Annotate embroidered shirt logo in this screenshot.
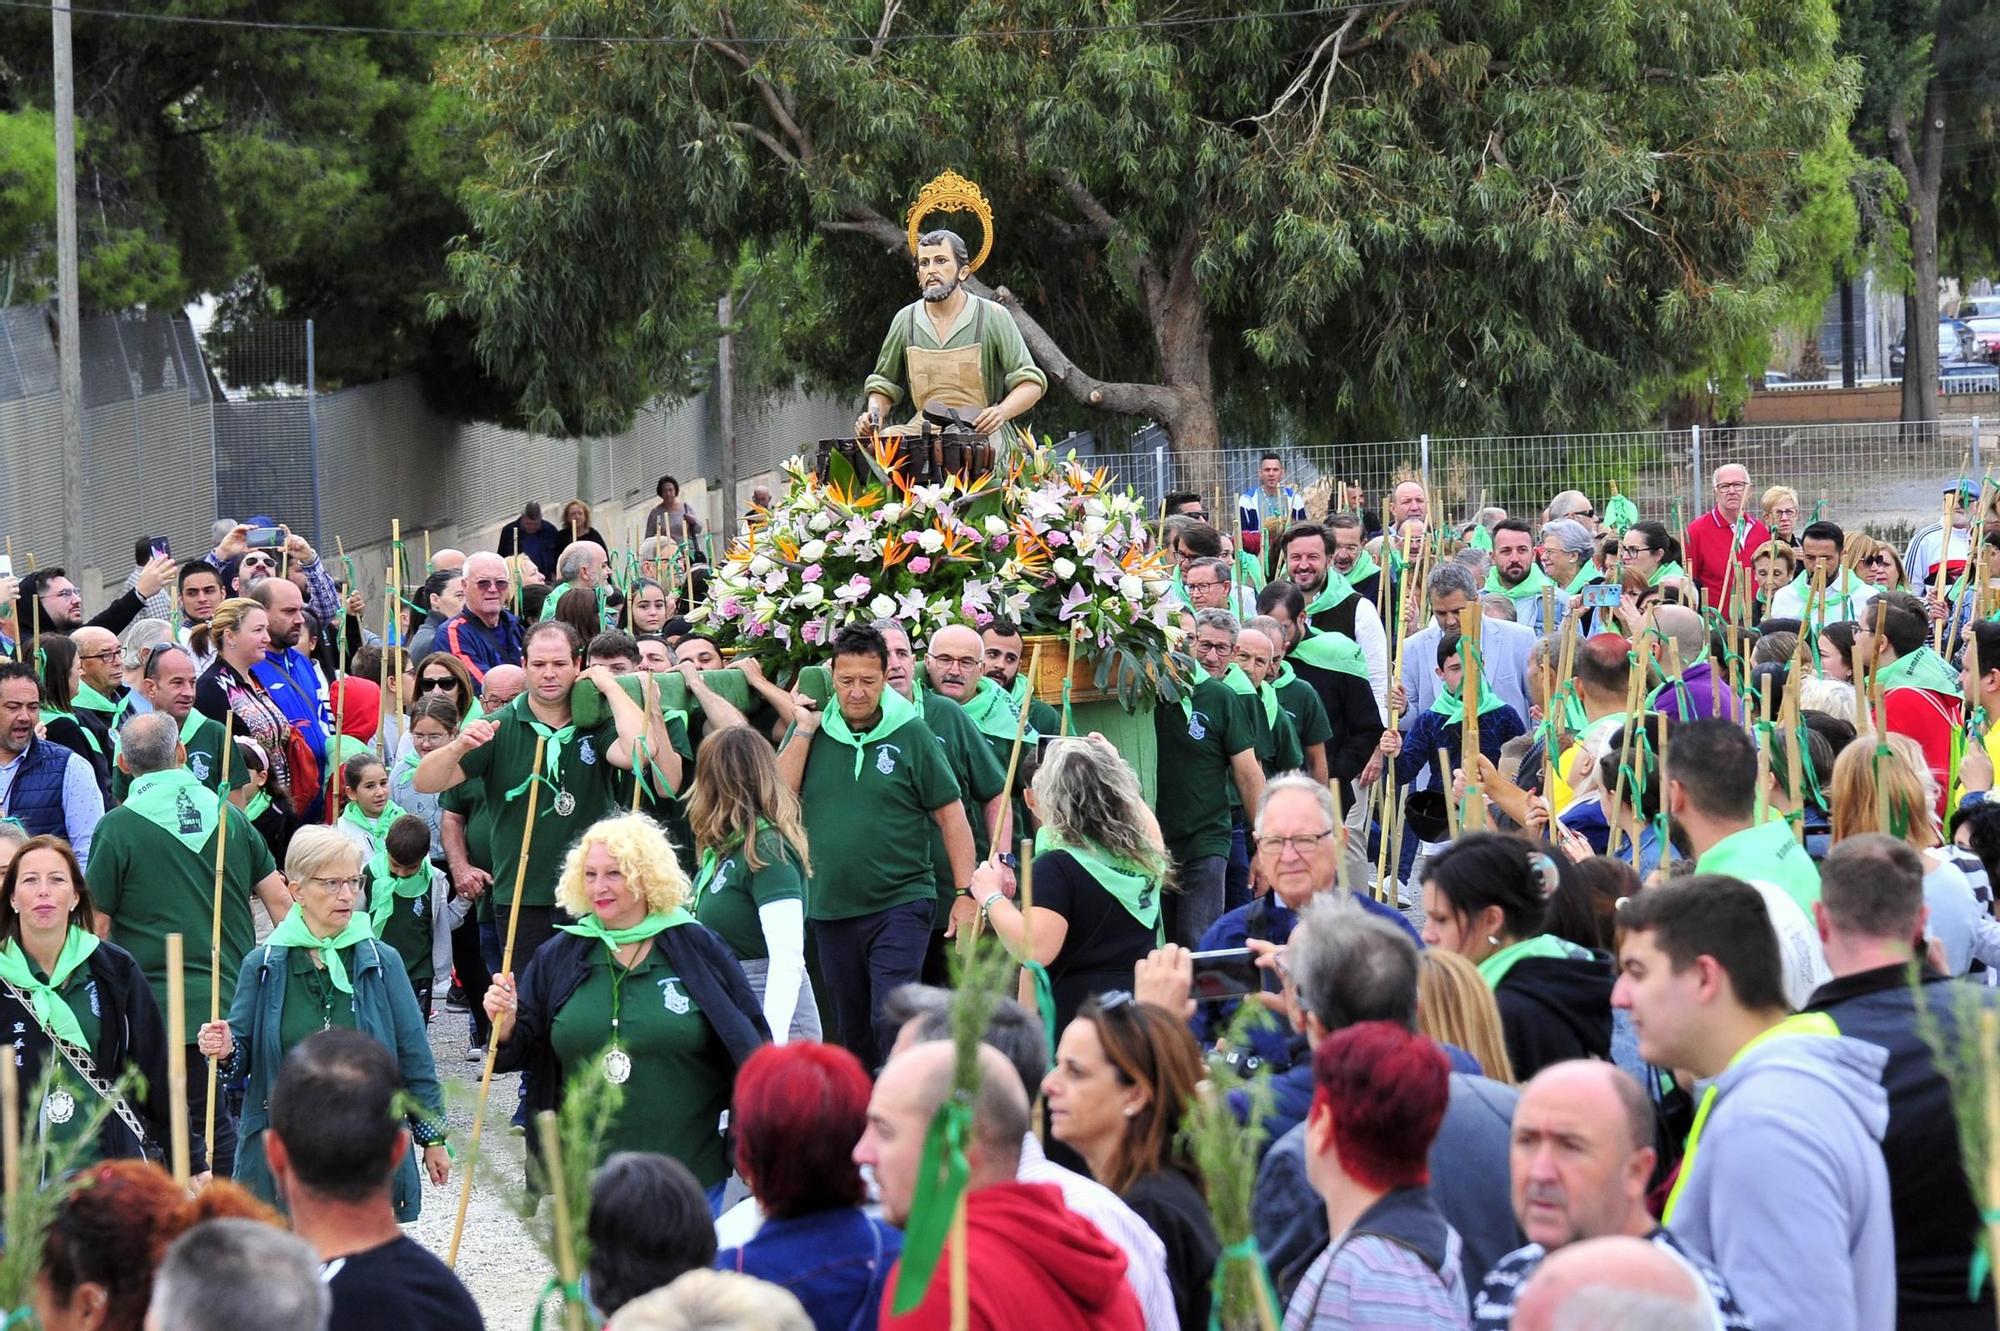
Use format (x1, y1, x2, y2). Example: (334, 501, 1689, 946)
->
(659, 978, 692, 1015)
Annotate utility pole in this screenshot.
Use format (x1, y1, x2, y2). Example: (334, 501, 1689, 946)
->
(716, 292, 738, 539)
(53, 0, 87, 571)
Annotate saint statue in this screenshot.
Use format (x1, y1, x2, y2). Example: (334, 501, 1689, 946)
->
(856, 172, 1047, 439)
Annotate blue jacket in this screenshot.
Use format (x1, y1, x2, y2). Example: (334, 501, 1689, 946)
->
(718, 1206, 903, 1331)
(223, 936, 446, 1222)
(1, 734, 78, 842)
(438, 610, 526, 687)
(252, 647, 329, 765)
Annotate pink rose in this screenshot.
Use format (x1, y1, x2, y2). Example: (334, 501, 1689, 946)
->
(801, 563, 823, 582)
(908, 556, 933, 574)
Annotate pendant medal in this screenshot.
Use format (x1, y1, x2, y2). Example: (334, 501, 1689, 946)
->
(553, 789, 577, 817)
(44, 1088, 75, 1125)
(603, 1047, 632, 1085)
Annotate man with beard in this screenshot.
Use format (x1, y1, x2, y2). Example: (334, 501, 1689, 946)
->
(249, 578, 333, 813)
(11, 556, 176, 639)
(1486, 518, 1569, 633)
(980, 618, 1063, 738)
(1282, 522, 1388, 715)
(0, 660, 102, 859)
(858, 230, 1047, 437)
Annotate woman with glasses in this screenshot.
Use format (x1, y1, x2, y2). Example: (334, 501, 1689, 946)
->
(1854, 536, 1907, 592)
(27, 635, 113, 800)
(1043, 994, 1216, 1331)
(409, 652, 476, 724)
(1618, 520, 1686, 588)
(197, 824, 449, 1217)
(407, 570, 466, 665)
(968, 735, 1169, 1036)
(194, 599, 299, 813)
(1761, 485, 1802, 546)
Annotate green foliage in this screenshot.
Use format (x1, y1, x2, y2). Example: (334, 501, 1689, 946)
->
(445, 0, 1861, 445)
(1184, 1004, 1277, 1331)
(0, 1065, 133, 1321)
(0, 107, 56, 304)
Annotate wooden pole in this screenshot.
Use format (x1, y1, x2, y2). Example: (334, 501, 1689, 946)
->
(1377, 521, 1423, 890)
(166, 932, 189, 1185)
(534, 1113, 587, 1331)
(1058, 633, 1076, 737)
(949, 1192, 971, 1331)
(1459, 602, 1484, 831)
(391, 518, 405, 750)
(423, 529, 432, 573)
(1, 1055, 17, 1208)
(968, 643, 1042, 959)
(1329, 779, 1348, 893)
(447, 734, 548, 1268)
(1934, 493, 1957, 652)
(204, 710, 235, 1159)
(1543, 615, 1580, 810)
(1439, 749, 1460, 841)
(1606, 611, 1655, 861)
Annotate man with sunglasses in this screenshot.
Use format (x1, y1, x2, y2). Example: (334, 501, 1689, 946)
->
(439, 552, 527, 687)
(1543, 490, 1598, 532)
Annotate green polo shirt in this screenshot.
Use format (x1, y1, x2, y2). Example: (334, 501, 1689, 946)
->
(1274, 672, 1335, 752)
(797, 713, 961, 921)
(692, 828, 806, 961)
(278, 947, 360, 1051)
(548, 941, 732, 1186)
(629, 713, 697, 874)
(365, 864, 441, 985)
(439, 782, 491, 872)
(455, 701, 624, 910)
(1696, 818, 1822, 916)
(921, 692, 1007, 922)
(1153, 674, 1255, 863)
(110, 712, 241, 804)
(87, 802, 278, 1023)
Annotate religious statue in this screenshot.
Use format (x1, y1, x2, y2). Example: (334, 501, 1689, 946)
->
(856, 171, 1048, 439)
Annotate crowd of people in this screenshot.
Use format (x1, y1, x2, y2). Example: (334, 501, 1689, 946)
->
(0, 450, 1996, 1331)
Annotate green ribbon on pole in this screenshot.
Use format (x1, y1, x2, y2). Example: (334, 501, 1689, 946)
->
(890, 1097, 974, 1315)
(528, 1276, 600, 1330)
(1022, 959, 1057, 1070)
(1205, 1235, 1282, 1331)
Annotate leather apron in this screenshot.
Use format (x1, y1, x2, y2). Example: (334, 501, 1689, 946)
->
(886, 299, 990, 435)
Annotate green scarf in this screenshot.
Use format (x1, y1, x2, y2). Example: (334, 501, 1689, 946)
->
(1034, 828, 1162, 935)
(1218, 663, 1280, 728)
(178, 709, 205, 746)
(340, 798, 408, 845)
(1302, 574, 1354, 617)
(1878, 645, 1961, 695)
(73, 682, 119, 715)
(366, 848, 432, 934)
(1563, 566, 1601, 597)
(1290, 629, 1369, 681)
(1339, 547, 1380, 587)
(502, 696, 578, 805)
(1428, 680, 1512, 724)
(39, 708, 103, 758)
(243, 789, 273, 823)
(1235, 548, 1266, 591)
(1785, 568, 1870, 622)
(1477, 933, 1586, 988)
(1486, 564, 1554, 603)
(818, 685, 920, 779)
(1006, 674, 1034, 712)
(0, 930, 98, 1049)
(124, 767, 221, 855)
(556, 908, 694, 953)
(267, 906, 376, 995)
(1648, 560, 1687, 587)
(955, 677, 1028, 743)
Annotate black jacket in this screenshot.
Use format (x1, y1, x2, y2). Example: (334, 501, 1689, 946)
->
(0, 939, 197, 1170)
(1807, 963, 1995, 1330)
(1494, 953, 1614, 1081)
(1289, 657, 1385, 807)
(494, 923, 769, 1172)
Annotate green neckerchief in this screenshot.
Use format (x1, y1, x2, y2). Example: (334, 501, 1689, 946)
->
(1468, 524, 1494, 552)
(1486, 563, 1554, 603)
(817, 685, 920, 779)
(536, 581, 571, 621)
(243, 789, 273, 823)
(1604, 493, 1640, 535)
(954, 676, 1026, 743)
(178, 709, 205, 746)
(1006, 674, 1034, 712)
(1302, 574, 1354, 617)
(1235, 547, 1266, 591)
(1339, 547, 1380, 587)
(1273, 660, 1299, 691)
(124, 767, 221, 855)
(1648, 560, 1687, 587)
(0, 929, 99, 1048)
(1034, 827, 1163, 936)
(1290, 629, 1369, 681)
(1877, 645, 1961, 695)
(72, 682, 118, 715)
(693, 819, 773, 895)
(1476, 933, 1586, 988)
(267, 906, 377, 995)
(556, 908, 694, 953)
(1219, 664, 1280, 728)
(1563, 566, 1601, 597)
(1785, 567, 1869, 621)
(340, 798, 408, 844)
(1429, 680, 1512, 724)
(366, 848, 431, 934)
(502, 695, 579, 804)
(1662, 1011, 1841, 1224)
(39, 708, 102, 758)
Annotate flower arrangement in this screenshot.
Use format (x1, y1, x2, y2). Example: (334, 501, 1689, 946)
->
(693, 433, 1191, 706)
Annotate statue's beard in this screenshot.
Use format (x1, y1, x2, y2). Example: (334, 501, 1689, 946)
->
(922, 275, 961, 303)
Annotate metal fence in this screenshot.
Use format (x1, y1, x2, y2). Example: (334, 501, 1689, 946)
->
(1075, 417, 1988, 542)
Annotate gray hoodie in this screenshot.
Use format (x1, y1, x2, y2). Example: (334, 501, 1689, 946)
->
(1666, 1028, 1895, 1331)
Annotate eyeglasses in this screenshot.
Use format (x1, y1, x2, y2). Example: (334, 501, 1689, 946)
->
(307, 875, 363, 896)
(1184, 578, 1220, 591)
(1862, 554, 1894, 567)
(1620, 545, 1653, 558)
(45, 587, 81, 601)
(1185, 510, 1210, 522)
(77, 650, 121, 664)
(1256, 831, 1335, 855)
(470, 578, 509, 591)
(417, 676, 458, 692)
(927, 653, 981, 672)
(1714, 481, 1750, 492)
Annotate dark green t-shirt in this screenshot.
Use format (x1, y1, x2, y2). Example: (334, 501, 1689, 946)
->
(110, 713, 243, 804)
(691, 828, 805, 961)
(629, 714, 697, 874)
(548, 939, 732, 1186)
(797, 713, 961, 921)
(438, 782, 491, 873)
(1152, 675, 1254, 863)
(278, 946, 359, 1051)
(455, 703, 624, 909)
(921, 692, 1007, 922)
(365, 865, 440, 985)
(88, 803, 278, 1022)
(1274, 674, 1335, 750)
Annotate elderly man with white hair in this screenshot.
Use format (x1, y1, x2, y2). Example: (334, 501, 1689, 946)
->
(538, 540, 611, 622)
(1686, 463, 1771, 614)
(1543, 490, 1597, 530)
(437, 551, 526, 685)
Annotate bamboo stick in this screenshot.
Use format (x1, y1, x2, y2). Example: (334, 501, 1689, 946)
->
(1459, 602, 1484, 832)
(1934, 492, 1957, 652)
(204, 711, 235, 1160)
(167, 933, 189, 1185)
(447, 735, 548, 1268)
(969, 643, 1043, 959)
(391, 519, 405, 752)
(1439, 749, 1459, 841)
(1, 1055, 17, 1207)
(1329, 779, 1348, 893)
(950, 1193, 971, 1331)
(1606, 611, 1656, 861)
(535, 1113, 587, 1331)
(1059, 632, 1077, 737)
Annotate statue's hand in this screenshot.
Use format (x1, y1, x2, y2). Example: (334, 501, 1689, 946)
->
(972, 406, 1006, 435)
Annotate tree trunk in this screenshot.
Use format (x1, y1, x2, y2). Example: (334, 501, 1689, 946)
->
(1148, 232, 1224, 498)
(1890, 54, 1949, 430)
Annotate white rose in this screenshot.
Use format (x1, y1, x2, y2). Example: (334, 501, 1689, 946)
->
(799, 539, 827, 562)
(748, 555, 773, 577)
(794, 584, 827, 608)
(809, 512, 834, 532)
(917, 529, 946, 554)
(984, 516, 1009, 537)
(1118, 574, 1144, 600)
(1053, 557, 1077, 580)
(881, 504, 905, 522)
(871, 595, 897, 619)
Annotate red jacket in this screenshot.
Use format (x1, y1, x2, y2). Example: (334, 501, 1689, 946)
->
(1885, 686, 1962, 818)
(1685, 509, 1770, 612)
(881, 1182, 1144, 1331)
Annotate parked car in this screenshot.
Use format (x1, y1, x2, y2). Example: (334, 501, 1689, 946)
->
(1890, 317, 1983, 376)
(1960, 310, 2000, 363)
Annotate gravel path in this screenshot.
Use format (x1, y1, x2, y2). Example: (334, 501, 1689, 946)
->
(404, 1000, 555, 1328)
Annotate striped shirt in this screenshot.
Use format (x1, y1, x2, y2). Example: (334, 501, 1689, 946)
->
(1284, 1230, 1469, 1330)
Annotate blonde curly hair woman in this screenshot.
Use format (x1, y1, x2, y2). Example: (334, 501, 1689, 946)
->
(485, 814, 770, 1192)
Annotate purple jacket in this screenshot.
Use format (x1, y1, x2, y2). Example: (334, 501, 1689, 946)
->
(1649, 659, 1740, 723)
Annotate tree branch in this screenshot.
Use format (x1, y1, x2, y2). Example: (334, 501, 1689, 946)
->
(727, 120, 797, 167)
(699, 34, 814, 163)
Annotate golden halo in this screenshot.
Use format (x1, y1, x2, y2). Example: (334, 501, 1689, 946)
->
(906, 169, 995, 274)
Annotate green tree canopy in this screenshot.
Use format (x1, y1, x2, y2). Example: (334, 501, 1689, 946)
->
(439, 0, 1859, 452)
